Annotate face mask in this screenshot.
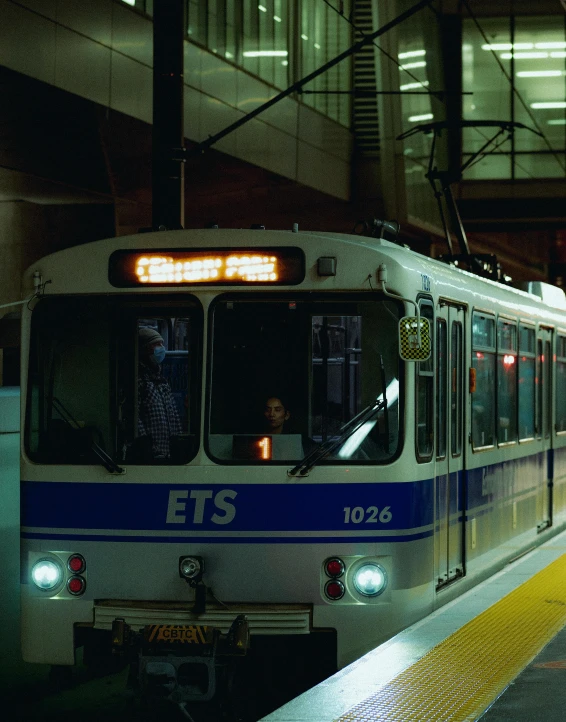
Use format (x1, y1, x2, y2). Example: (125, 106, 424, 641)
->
(150, 345, 166, 365)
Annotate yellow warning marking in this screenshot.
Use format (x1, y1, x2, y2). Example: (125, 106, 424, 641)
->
(336, 554, 566, 722)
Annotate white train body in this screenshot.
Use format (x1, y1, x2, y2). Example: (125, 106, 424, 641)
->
(19, 228, 566, 698)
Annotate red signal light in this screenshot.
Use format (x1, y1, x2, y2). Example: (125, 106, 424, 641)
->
(68, 554, 85, 574)
(325, 558, 345, 578)
(67, 576, 86, 596)
(325, 580, 345, 600)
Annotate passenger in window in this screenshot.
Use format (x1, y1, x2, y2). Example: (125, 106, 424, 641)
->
(263, 396, 291, 434)
(262, 395, 317, 455)
(137, 327, 181, 460)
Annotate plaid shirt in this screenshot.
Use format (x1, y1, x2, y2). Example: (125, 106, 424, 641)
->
(138, 363, 182, 458)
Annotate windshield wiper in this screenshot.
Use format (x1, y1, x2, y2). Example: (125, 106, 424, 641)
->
(288, 398, 385, 478)
(380, 354, 390, 455)
(289, 354, 390, 477)
(51, 397, 125, 475)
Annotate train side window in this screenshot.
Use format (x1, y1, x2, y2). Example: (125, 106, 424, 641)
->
(556, 335, 566, 434)
(436, 319, 447, 459)
(537, 339, 543, 438)
(451, 321, 463, 457)
(538, 336, 552, 439)
(416, 299, 434, 461)
(471, 312, 495, 449)
(497, 319, 518, 445)
(519, 325, 536, 440)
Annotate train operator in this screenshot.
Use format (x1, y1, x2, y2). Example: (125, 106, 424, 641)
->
(138, 327, 181, 460)
(263, 395, 291, 434)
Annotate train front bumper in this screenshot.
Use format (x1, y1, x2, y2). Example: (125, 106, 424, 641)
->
(98, 600, 312, 703)
(94, 600, 312, 636)
(112, 615, 249, 703)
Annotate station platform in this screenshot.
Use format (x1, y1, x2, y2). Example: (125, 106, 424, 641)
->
(261, 529, 566, 722)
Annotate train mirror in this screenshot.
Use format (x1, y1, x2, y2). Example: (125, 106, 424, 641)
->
(398, 316, 431, 361)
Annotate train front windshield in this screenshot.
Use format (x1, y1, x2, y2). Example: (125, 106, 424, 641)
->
(208, 297, 402, 463)
(25, 295, 202, 466)
(24, 294, 401, 466)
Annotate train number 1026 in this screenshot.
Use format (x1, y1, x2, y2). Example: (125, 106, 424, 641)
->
(343, 506, 392, 524)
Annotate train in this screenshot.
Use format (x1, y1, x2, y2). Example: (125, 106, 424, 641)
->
(19, 225, 566, 717)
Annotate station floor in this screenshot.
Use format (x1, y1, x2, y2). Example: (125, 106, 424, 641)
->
(260, 529, 566, 722)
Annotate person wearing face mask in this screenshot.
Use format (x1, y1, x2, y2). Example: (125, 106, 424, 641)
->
(137, 327, 181, 460)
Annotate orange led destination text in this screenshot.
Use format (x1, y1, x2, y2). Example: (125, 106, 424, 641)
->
(135, 254, 279, 283)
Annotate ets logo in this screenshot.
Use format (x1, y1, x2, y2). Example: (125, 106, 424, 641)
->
(166, 488, 237, 526)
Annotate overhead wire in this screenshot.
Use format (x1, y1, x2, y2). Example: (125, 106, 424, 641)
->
(321, 0, 564, 176)
(319, 0, 447, 103)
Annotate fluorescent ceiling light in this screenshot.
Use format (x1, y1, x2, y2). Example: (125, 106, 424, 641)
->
(121, 0, 135, 5)
(482, 43, 513, 51)
(398, 50, 426, 59)
(314, 43, 321, 49)
(501, 52, 549, 59)
(243, 50, 288, 57)
(301, 34, 308, 40)
(551, 51, 566, 58)
(517, 70, 563, 77)
(258, 4, 267, 11)
(409, 113, 433, 122)
(274, 15, 282, 22)
(548, 119, 566, 125)
(483, 42, 556, 51)
(400, 80, 430, 91)
(536, 42, 566, 49)
(400, 61, 426, 70)
(531, 102, 566, 109)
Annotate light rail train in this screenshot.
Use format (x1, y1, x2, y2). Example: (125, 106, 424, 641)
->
(19, 226, 566, 716)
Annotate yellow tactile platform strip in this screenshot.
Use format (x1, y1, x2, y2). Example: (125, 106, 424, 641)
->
(336, 554, 566, 722)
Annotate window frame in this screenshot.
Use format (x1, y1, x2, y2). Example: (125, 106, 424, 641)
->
(450, 319, 463, 459)
(496, 315, 518, 447)
(555, 332, 566, 436)
(205, 291, 404, 466)
(518, 322, 536, 442)
(24, 293, 203, 466)
(436, 317, 447, 461)
(415, 296, 434, 463)
(471, 309, 496, 451)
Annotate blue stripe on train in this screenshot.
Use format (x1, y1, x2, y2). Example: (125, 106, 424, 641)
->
(21, 451, 555, 542)
(21, 480, 434, 533)
(20, 531, 434, 544)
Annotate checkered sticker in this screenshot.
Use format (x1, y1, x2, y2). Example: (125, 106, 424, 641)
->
(399, 316, 431, 361)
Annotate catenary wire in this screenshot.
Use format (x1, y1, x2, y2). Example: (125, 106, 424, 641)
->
(319, 0, 447, 103)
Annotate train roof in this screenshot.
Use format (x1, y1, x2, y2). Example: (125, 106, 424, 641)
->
(22, 228, 566, 326)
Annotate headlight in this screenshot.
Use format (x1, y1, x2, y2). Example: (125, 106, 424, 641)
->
(179, 556, 203, 582)
(353, 563, 387, 597)
(31, 559, 63, 591)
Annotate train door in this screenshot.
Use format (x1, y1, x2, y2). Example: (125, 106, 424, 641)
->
(536, 326, 553, 531)
(435, 303, 466, 589)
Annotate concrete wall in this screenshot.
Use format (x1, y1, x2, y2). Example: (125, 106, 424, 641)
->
(0, 0, 352, 202)
(0, 200, 115, 306)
